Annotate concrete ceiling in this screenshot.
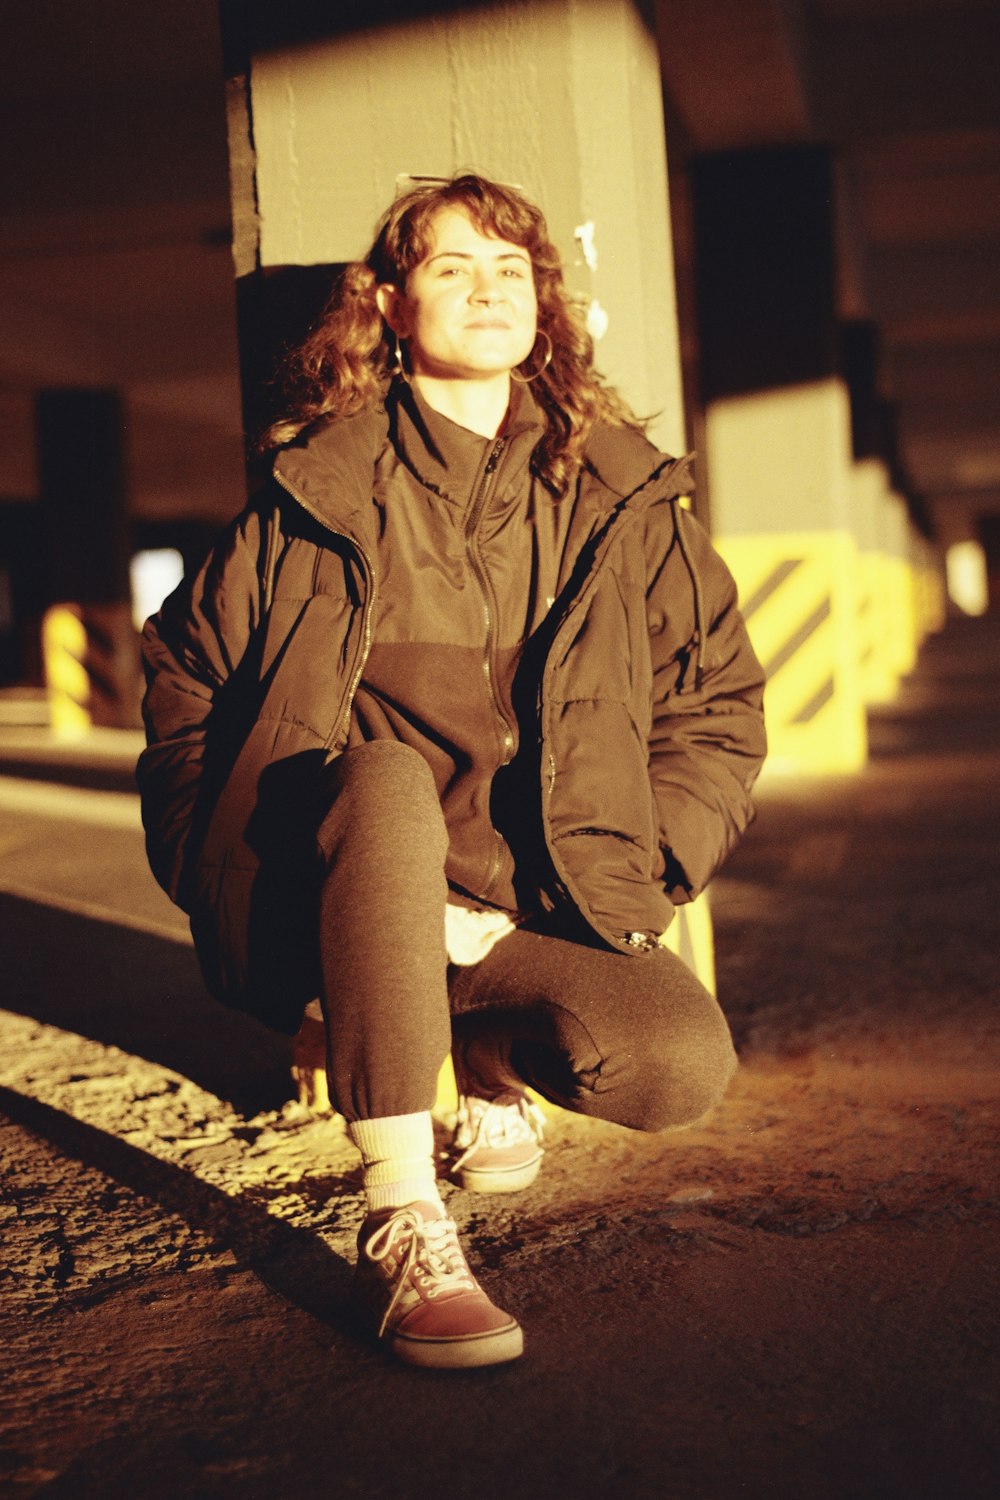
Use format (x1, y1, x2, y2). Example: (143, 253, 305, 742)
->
(810, 0, 1000, 535)
(0, 0, 997, 538)
(657, 0, 1000, 539)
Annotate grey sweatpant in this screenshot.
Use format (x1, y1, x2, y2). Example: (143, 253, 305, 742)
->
(316, 740, 737, 1125)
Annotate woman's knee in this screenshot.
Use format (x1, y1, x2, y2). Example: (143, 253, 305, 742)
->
(325, 739, 439, 806)
(571, 962, 739, 1132)
(617, 1025, 737, 1131)
(449, 926, 738, 1132)
(317, 741, 448, 861)
(505, 997, 737, 1133)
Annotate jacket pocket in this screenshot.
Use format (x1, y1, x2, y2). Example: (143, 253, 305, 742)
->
(544, 697, 672, 944)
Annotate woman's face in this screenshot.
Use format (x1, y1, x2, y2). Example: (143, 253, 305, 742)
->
(380, 207, 538, 382)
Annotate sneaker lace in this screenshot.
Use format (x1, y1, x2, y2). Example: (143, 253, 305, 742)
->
(452, 1092, 546, 1167)
(364, 1207, 476, 1335)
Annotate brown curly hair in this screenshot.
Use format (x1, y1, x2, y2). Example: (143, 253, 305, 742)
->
(261, 173, 641, 493)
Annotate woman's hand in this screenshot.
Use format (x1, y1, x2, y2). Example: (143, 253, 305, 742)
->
(445, 903, 517, 966)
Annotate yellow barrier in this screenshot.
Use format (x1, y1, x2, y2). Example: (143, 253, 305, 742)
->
(857, 550, 900, 705)
(41, 600, 142, 733)
(716, 530, 868, 774)
(882, 553, 919, 682)
(41, 605, 91, 738)
(914, 545, 947, 642)
(662, 893, 715, 991)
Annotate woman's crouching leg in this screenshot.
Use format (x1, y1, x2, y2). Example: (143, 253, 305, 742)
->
(316, 741, 452, 1123)
(449, 925, 737, 1133)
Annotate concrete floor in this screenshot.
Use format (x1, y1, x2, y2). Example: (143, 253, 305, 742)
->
(1, 617, 998, 1499)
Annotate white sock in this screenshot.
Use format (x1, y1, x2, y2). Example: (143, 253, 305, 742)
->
(348, 1111, 443, 1216)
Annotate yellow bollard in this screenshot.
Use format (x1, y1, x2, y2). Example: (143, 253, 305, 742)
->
(42, 604, 90, 739)
(661, 893, 716, 995)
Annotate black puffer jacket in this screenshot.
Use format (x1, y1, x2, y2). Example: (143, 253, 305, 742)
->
(138, 406, 766, 1032)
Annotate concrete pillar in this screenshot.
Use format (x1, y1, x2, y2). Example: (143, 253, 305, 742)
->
(219, 0, 718, 1097)
(35, 389, 141, 733)
(850, 450, 897, 706)
(843, 321, 905, 705)
(980, 518, 1000, 614)
(880, 491, 920, 680)
(221, 0, 687, 453)
(692, 146, 866, 774)
(912, 527, 947, 642)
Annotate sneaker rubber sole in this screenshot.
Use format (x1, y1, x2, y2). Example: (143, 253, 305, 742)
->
(387, 1317, 524, 1369)
(452, 1152, 543, 1194)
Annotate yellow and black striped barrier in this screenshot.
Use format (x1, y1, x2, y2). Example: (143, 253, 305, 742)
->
(717, 531, 868, 774)
(856, 548, 900, 706)
(42, 601, 142, 736)
(41, 605, 91, 738)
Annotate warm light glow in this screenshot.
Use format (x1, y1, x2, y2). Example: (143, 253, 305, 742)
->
(130, 549, 184, 630)
(945, 541, 987, 616)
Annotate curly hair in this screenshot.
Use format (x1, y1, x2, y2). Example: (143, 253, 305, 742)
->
(261, 173, 642, 493)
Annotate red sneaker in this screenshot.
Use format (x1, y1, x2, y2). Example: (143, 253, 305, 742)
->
(354, 1202, 523, 1369)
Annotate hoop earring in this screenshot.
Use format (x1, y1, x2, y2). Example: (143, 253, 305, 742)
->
(511, 329, 553, 384)
(389, 333, 410, 383)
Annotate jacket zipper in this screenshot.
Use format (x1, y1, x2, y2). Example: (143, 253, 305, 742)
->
(272, 468, 377, 748)
(465, 437, 514, 899)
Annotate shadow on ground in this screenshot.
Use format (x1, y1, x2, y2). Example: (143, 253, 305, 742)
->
(2, 892, 294, 1115)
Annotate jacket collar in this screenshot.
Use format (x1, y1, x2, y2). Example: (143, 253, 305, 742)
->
(388, 378, 546, 506)
(273, 391, 695, 542)
(583, 422, 695, 509)
(272, 404, 390, 541)
(272, 380, 549, 534)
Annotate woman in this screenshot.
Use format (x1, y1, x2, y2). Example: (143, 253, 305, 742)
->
(138, 173, 766, 1370)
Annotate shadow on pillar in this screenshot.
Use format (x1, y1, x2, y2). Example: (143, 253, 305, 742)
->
(221, 0, 545, 57)
(36, 389, 141, 730)
(977, 517, 1000, 616)
(0, 500, 46, 687)
(690, 146, 868, 772)
(234, 264, 344, 483)
(692, 145, 838, 406)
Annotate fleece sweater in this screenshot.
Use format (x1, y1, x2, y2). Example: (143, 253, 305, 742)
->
(347, 382, 574, 914)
